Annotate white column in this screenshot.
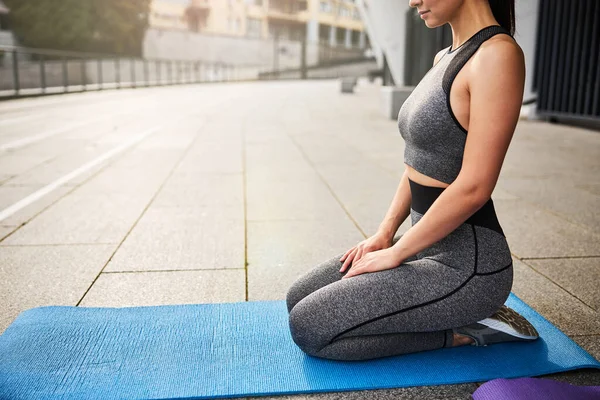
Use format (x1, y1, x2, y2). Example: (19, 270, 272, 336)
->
(306, 18, 319, 43)
(345, 28, 352, 48)
(359, 30, 366, 48)
(329, 25, 337, 46)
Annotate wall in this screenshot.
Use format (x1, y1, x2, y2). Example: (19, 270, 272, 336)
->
(143, 28, 365, 70)
(260, 59, 377, 80)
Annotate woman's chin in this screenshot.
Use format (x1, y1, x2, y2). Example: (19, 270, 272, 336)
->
(423, 20, 444, 29)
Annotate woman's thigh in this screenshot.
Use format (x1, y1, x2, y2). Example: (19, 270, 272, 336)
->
(285, 234, 413, 313)
(288, 256, 513, 356)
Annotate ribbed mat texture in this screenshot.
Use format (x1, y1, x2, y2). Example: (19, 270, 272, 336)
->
(1, 292, 599, 399)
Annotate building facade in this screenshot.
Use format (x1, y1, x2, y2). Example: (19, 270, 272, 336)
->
(149, 0, 367, 48)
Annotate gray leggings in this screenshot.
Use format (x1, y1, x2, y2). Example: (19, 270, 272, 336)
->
(286, 179, 514, 361)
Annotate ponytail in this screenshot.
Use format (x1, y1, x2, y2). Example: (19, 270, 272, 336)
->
(488, 0, 515, 36)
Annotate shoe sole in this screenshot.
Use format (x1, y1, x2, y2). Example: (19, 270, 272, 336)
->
(479, 305, 539, 340)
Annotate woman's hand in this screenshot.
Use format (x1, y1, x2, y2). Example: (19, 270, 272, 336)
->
(341, 247, 404, 279)
(339, 233, 393, 273)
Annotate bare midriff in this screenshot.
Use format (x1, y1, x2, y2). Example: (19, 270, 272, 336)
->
(405, 164, 450, 189)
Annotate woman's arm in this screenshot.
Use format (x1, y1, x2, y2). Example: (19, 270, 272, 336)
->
(376, 169, 412, 240)
(391, 38, 525, 262)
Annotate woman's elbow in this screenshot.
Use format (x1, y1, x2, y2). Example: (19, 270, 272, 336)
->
(455, 175, 496, 208)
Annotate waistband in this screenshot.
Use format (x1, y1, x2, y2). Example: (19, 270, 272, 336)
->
(408, 178, 505, 237)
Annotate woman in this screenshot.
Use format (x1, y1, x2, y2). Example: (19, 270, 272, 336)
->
(285, 0, 540, 361)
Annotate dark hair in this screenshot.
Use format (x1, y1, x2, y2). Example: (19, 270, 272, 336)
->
(488, 0, 515, 36)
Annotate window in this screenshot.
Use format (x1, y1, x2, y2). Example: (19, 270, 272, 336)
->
(246, 17, 262, 38)
(339, 6, 350, 18)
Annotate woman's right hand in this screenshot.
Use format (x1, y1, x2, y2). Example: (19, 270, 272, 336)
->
(339, 233, 394, 273)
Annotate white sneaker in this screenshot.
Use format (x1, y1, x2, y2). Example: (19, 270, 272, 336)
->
(453, 305, 539, 347)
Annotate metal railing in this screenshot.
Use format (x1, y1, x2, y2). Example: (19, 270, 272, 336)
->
(533, 0, 600, 122)
(0, 40, 371, 99)
(0, 45, 265, 99)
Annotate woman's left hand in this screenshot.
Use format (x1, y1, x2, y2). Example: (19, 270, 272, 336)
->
(341, 247, 404, 279)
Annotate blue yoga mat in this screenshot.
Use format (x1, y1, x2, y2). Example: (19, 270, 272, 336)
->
(1, 292, 599, 399)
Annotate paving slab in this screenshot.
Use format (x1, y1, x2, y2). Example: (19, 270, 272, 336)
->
(0, 225, 15, 241)
(0, 174, 13, 184)
(511, 258, 600, 336)
(494, 199, 600, 259)
(0, 185, 76, 227)
(318, 164, 409, 236)
(0, 153, 54, 177)
(294, 138, 371, 169)
(0, 117, 156, 188)
(177, 140, 243, 174)
(245, 125, 292, 144)
(247, 218, 364, 301)
(502, 120, 600, 181)
(79, 269, 246, 307)
(490, 186, 520, 200)
(74, 152, 182, 196)
(105, 205, 244, 272)
(496, 175, 600, 234)
(526, 257, 600, 311)
(0, 114, 91, 146)
(246, 141, 318, 182)
(1, 192, 150, 245)
(2, 143, 124, 188)
(0, 244, 115, 335)
(247, 178, 348, 222)
(154, 172, 245, 207)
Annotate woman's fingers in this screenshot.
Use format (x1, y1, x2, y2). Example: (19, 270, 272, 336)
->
(343, 264, 362, 279)
(340, 248, 357, 272)
(339, 246, 354, 262)
(355, 247, 364, 264)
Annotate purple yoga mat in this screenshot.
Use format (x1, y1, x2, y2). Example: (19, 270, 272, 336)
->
(472, 377, 600, 400)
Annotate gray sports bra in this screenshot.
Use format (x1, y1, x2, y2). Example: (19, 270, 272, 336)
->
(397, 25, 514, 184)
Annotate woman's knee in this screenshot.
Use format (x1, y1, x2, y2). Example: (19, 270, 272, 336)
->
(285, 281, 303, 314)
(286, 253, 346, 313)
(288, 298, 329, 356)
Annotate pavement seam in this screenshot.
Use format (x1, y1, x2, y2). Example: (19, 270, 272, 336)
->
(281, 99, 368, 240)
(102, 268, 246, 274)
(242, 103, 249, 302)
(521, 255, 600, 260)
(495, 194, 600, 237)
(517, 257, 599, 313)
(570, 334, 600, 337)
